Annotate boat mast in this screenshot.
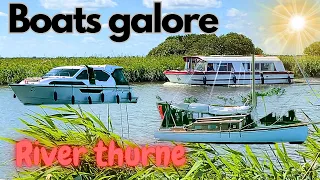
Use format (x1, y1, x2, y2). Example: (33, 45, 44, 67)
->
(251, 54, 257, 109)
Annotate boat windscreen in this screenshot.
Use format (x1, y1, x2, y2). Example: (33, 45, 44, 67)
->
(44, 69, 80, 77)
(112, 69, 129, 85)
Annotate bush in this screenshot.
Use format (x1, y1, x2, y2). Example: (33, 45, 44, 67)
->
(304, 42, 320, 56)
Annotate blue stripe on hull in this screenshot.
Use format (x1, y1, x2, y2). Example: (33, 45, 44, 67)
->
(155, 125, 308, 143)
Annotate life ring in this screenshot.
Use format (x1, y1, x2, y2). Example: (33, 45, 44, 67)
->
(101, 93, 105, 103)
(288, 75, 292, 84)
(232, 75, 237, 84)
(116, 95, 120, 104)
(203, 76, 207, 85)
(260, 73, 265, 84)
(88, 96, 92, 104)
(71, 96, 75, 104)
(54, 91, 58, 101)
(128, 92, 132, 102)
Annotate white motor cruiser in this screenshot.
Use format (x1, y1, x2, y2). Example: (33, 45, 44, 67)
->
(10, 65, 138, 105)
(164, 55, 294, 85)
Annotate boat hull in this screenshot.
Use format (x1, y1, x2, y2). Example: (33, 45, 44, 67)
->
(164, 71, 294, 85)
(10, 84, 138, 105)
(155, 124, 308, 144)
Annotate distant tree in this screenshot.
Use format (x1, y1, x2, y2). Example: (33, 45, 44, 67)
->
(187, 34, 219, 56)
(148, 32, 255, 56)
(255, 47, 264, 55)
(304, 42, 320, 56)
(148, 38, 185, 56)
(217, 33, 255, 56)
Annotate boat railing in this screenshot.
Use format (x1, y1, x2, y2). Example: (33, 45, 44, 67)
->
(196, 114, 248, 121)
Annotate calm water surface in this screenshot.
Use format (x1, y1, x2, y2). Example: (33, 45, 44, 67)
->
(0, 82, 320, 178)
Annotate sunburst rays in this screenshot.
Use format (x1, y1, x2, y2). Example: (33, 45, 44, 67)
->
(260, 0, 320, 55)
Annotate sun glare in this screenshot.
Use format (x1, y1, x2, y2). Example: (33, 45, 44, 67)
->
(289, 15, 306, 31)
(260, 0, 320, 55)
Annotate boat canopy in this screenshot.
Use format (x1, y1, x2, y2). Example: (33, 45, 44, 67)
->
(183, 56, 283, 63)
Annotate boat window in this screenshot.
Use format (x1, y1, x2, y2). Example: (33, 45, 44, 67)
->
(207, 63, 214, 71)
(194, 61, 206, 71)
(255, 63, 260, 71)
(243, 63, 251, 71)
(76, 70, 88, 80)
(44, 69, 80, 77)
(112, 69, 129, 85)
(217, 63, 234, 71)
(261, 63, 276, 71)
(49, 81, 85, 85)
(94, 70, 110, 81)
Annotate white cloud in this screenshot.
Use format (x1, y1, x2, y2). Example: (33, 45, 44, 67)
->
(0, 12, 7, 17)
(258, 26, 265, 32)
(227, 8, 247, 17)
(82, 37, 97, 43)
(82, 36, 104, 43)
(225, 23, 238, 29)
(102, 23, 108, 29)
(143, 0, 222, 9)
(40, 0, 117, 11)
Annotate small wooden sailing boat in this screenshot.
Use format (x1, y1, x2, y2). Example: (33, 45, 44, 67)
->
(154, 55, 308, 144)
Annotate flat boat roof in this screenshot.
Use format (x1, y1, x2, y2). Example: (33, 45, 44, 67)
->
(183, 56, 282, 62)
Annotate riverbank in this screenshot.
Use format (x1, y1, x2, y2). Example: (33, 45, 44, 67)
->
(0, 55, 319, 85)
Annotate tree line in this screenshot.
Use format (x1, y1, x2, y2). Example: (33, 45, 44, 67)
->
(148, 33, 264, 56)
(148, 32, 320, 57)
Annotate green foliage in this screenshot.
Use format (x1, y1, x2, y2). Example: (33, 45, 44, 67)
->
(2, 105, 138, 179)
(148, 33, 255, 56)
(184, 96, 198, 103)
(255, 47, 264, 55)
(1, 55, 320, 86)
(279, 56, 320, 77)
(1, 106, 320, 179)
(304, 42, 320, 56)
(217, 96, 236, 106)
(241, 87, 286, 105)
(217, 33, 255, 56)
(0, 56, 184, 85)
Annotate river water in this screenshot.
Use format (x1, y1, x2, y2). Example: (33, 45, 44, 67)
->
(0, 82, 319, 178)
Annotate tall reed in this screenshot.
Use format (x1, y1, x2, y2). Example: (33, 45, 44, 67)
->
(1, 106, 319, 179)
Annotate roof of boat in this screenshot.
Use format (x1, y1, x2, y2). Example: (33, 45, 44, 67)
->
(53, 65, 123, 69)
(183, 56, 282, 62)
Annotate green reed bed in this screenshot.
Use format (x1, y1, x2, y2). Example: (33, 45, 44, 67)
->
(1, 105, 320, 179)
(279, 56, 320, 77)
(0, 56, 184, 85)
(0, 55, 320, 85)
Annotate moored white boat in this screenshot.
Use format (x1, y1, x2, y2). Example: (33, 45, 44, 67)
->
(164, 56, 294, 85)
(10, 65, 138, 105)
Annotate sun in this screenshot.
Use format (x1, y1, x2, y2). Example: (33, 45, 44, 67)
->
(259, 0, 320, 55)
(289, 15, 306, 31)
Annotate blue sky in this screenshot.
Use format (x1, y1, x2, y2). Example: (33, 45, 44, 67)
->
(0, 0, 317, 57)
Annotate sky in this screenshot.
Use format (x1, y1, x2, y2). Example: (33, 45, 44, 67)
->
(0, 0, 319, 57)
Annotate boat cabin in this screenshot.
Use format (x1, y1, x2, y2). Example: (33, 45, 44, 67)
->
(183, 56, 287, 73)
(157, 102, 255, 132)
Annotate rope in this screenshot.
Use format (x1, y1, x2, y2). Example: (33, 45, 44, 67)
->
(126, 104, 130, 139)
(120, 103, 123, 137)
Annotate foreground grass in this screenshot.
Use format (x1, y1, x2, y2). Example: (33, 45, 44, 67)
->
(0, 55, 319, 85)
(1, 105, 320, 179)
